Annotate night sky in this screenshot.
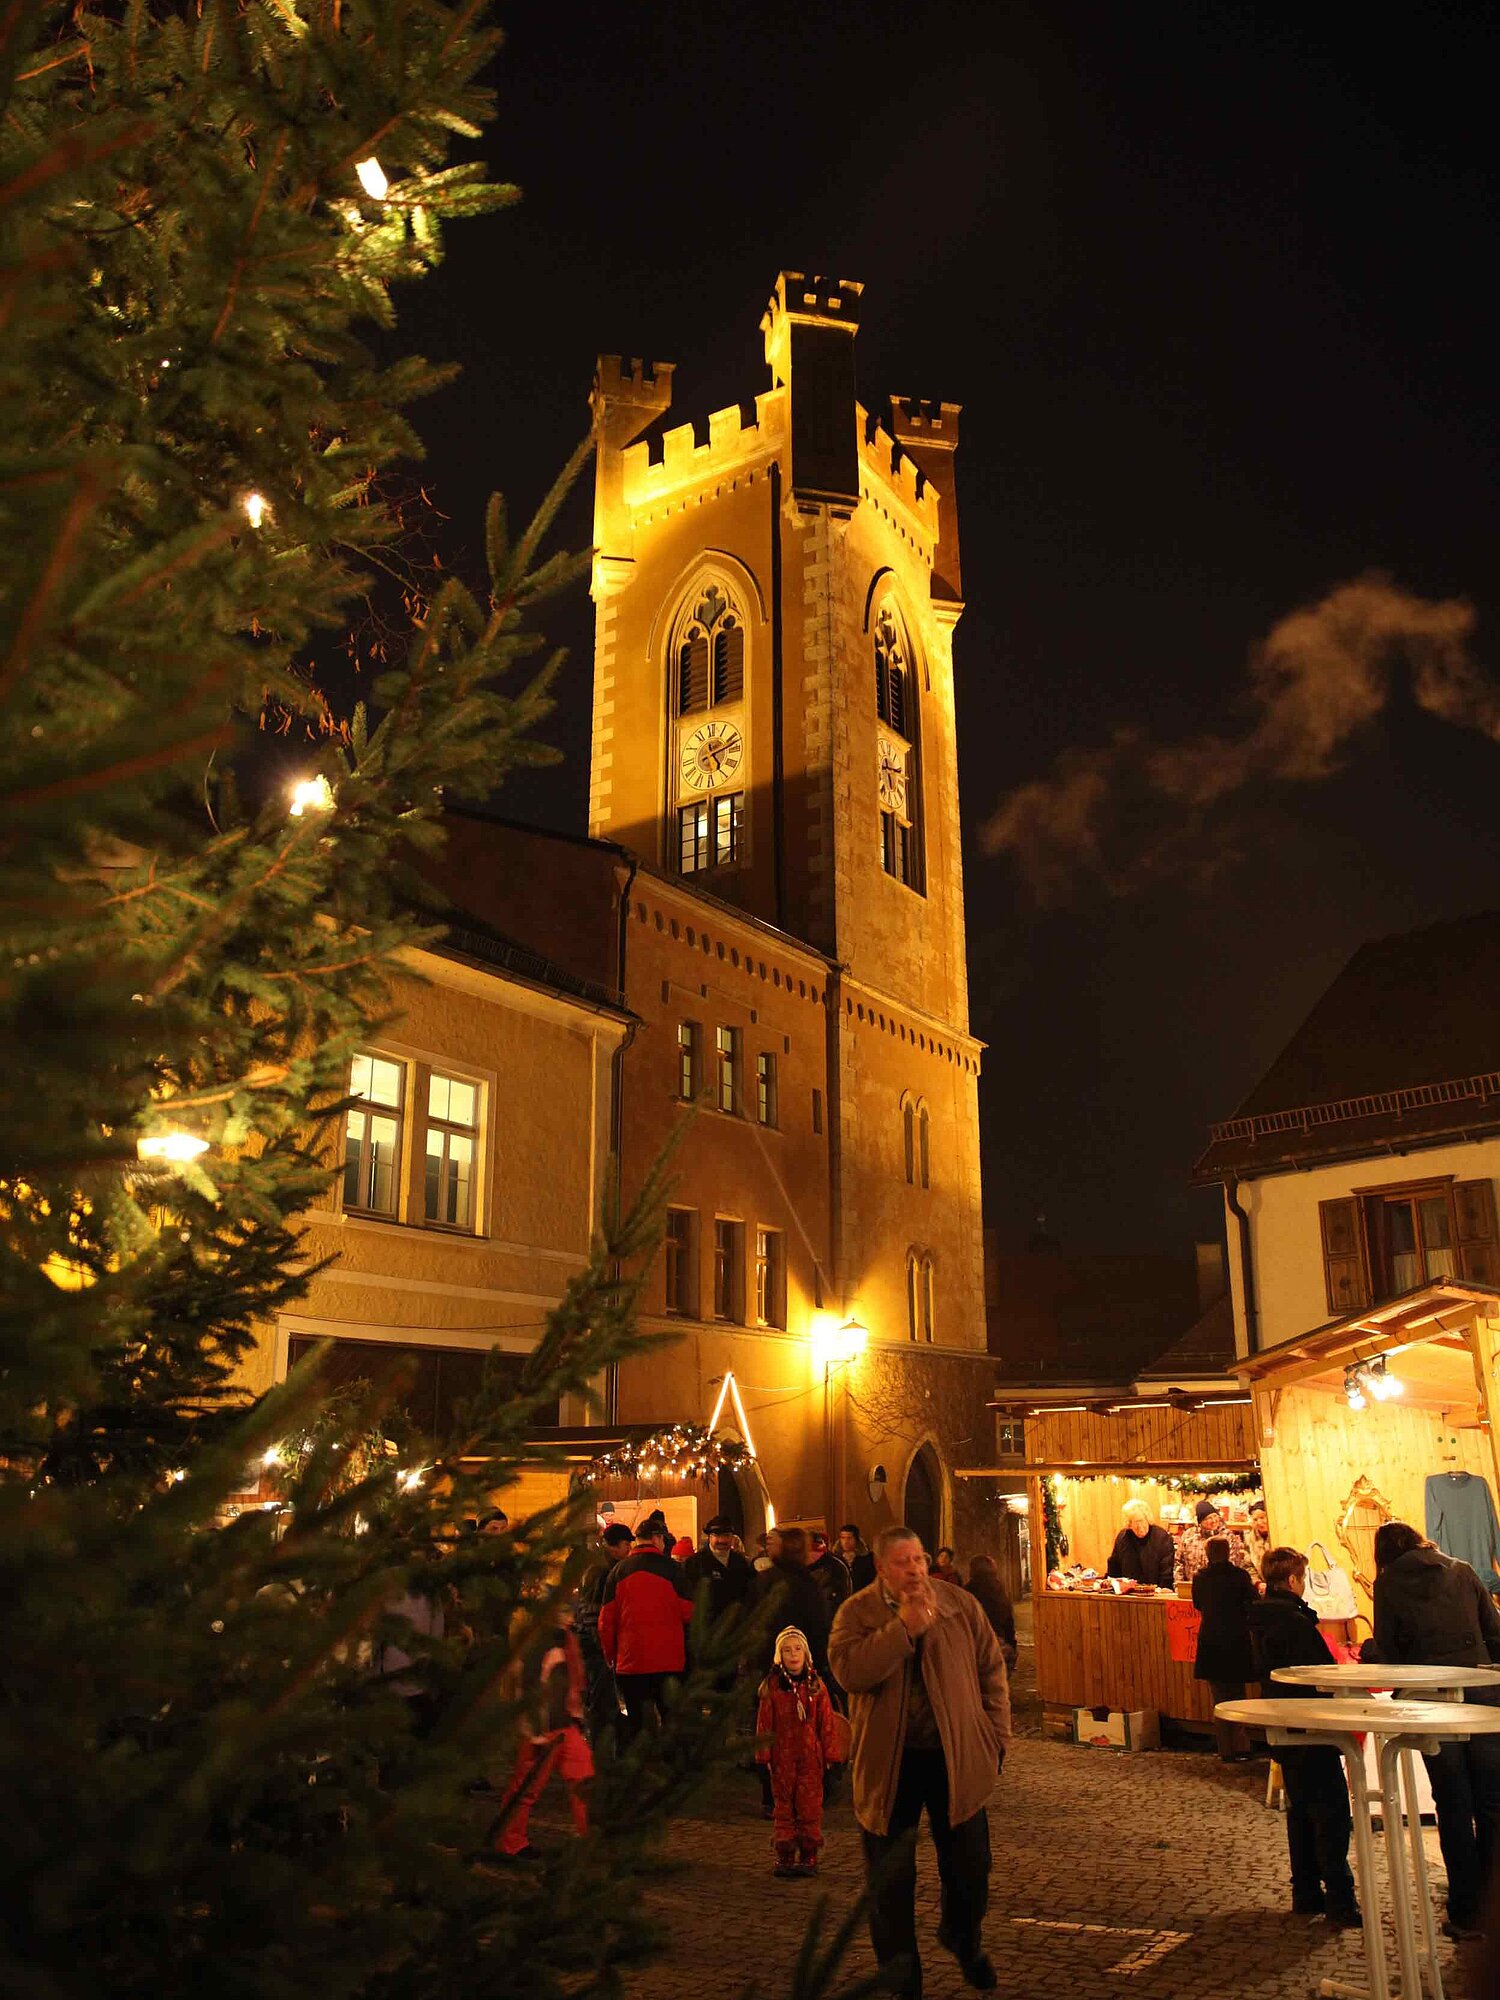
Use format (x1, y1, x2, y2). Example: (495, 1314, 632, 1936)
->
(393, 1, 1500, 1258)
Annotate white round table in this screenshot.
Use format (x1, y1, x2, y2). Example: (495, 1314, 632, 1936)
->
(1265, 1666, 1500, 2000)
(1218, 1695, 1500, 2000)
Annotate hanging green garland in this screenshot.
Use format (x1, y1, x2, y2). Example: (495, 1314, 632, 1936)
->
(578, 1423, 755, 1485)
(1042, 1477, 1065, 1571)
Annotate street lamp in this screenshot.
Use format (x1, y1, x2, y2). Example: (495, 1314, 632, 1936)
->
(813, 1312, 867, 1522)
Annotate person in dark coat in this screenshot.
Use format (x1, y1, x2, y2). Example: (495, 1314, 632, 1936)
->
(965, 1555, 1018, 1672)
(1246, 1546, 1359, 1926)
(683, 1513, 754, 1690)
(837, 1524, 877, 1591)
(1192, 1536, 1259, 1761)
(1106, 1499, 1176, 1588)
(575, 1521, 635, 1740)
(1370, 1520, 1500, 1940)
(808, 1532, 854, 1623)
(750, 1527, 833, 1681)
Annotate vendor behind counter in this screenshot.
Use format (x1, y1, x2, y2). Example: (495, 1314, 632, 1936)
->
(1106, 1499, 1175, 1588)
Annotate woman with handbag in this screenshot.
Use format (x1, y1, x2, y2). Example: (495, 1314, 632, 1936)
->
(1192, 1537, 1259, 1760)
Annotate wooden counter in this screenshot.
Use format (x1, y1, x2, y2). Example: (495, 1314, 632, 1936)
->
(1035, 1590, 1220, 1726)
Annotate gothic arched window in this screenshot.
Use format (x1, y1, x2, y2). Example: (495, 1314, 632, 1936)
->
(918, 1101, 931, 1190)
(874, 605, 923, 891)
(902, 1095, 916, 1185)
(677, 582, 744, 716)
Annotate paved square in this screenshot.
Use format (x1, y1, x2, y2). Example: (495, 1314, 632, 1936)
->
(623, 1642, 1487, 2000)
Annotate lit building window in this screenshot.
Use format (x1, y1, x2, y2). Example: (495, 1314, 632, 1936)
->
(716, 1025, 741, 1114)
(678, 792, 743, 874)
(756, 1051, 778, 1127)
(344, 1052, 404, 1215)
(424, 1072, 478, 1230)
(677, 1021, 702, 1102)
(755, 1226, 785, 1329)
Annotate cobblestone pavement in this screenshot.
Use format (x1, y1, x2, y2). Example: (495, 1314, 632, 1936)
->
(620, 1638, 1486, 2000)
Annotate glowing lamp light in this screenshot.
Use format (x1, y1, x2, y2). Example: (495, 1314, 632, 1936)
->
(814, 1313, 868, 1366)
(241, 490, 268, 529)
(355, 157, 389, 200)
(137, 1130, 210, 1166)
(260, 1444, 284, 1470)
(288, 773, 335, 818)
(397, 1466, 428, 1492)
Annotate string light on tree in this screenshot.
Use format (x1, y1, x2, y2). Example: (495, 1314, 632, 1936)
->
(136, 1130, 209, 1166)
(288, 774, 336, 818)
(240, 490, 268, 529)
(355, 157, 389, 200)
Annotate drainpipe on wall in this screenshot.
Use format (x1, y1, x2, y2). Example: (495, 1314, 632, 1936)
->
(1226, 1175, 1259, 1355)
(604, 854, 640, 1428)
(770, 459, 787, 930)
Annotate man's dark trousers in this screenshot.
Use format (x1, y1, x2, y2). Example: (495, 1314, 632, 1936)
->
(860, 1747, 990, 1982)
(1280, 1747, 1356, 1915)
(614, 1671, 672, 1740)
(1422, 1732, 1500, 1925)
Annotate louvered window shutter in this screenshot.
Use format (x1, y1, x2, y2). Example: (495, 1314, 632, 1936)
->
(1454, 1179, 1500, 1285)
(679, 634, 709, 714)
(1319, 1197, 1371, 1315)
(888, 664, 907, 740)
(713, 623, 743, 703)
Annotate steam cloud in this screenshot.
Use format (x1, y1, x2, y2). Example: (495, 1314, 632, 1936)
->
(980, 577, 1493, 900)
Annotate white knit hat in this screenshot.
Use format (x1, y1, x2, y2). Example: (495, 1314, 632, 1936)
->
(772, 1625, 812, 1668)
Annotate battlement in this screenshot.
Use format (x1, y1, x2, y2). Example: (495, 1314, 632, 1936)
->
(762, 271, 862, 389)
(890, 396, 961, 452)
(592, 355, 675, 449)
(619, 386, 785, 507)
(857, 404, 940, 540)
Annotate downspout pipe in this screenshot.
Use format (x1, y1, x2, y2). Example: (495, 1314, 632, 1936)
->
(605, 854, 640, 1427)
(1226, 1175, 1259, 1356)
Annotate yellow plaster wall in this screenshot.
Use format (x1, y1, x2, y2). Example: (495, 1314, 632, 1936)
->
(241, 950, 624, 1405)
(1225, 1140, 1500, 1356)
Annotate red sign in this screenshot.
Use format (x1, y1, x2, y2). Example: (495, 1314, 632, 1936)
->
(1165, 1600, 1201, 1664)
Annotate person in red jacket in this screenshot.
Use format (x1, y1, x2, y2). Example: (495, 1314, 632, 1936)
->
(756, 1626, 844, 1877)
(596, 1523, 694, 1738)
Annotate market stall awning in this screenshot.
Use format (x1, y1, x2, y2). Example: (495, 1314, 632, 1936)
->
(1234, 1277, 1500, 1388)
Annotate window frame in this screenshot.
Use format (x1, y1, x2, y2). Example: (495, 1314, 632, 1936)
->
(664, 1207, 698, 1317)
(677, 1020, 702, 1104)
(342, 1050, 407, 1219)
(713, 1215, 745, 1323)
(422, 1068, 481, 1233)
(755, 1050, 779, 1128)
(715, 1024, 742, 1115)
(755, 1225, 786, 1330)
(677, 791, 745, 877)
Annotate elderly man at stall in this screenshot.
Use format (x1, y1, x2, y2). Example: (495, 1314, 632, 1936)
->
(1106, 1499, 1175, 1587)
(1175, 1498, 1255, 1586)
(830, 1525, 1011, 1997)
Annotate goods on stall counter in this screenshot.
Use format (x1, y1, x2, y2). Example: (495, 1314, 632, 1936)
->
(1046, 1566, 1172, 1596)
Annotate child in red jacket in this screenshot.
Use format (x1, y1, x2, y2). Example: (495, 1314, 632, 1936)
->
(756, 1626, 843, 1877)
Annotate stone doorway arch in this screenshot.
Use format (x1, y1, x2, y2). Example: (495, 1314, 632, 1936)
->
(903, 1441, 942, 1555)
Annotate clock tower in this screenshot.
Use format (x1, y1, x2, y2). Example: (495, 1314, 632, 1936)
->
(586, 274, 987, 1542)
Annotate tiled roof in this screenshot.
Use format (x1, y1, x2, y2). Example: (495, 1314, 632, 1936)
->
(1194, 910, 1500, 1179)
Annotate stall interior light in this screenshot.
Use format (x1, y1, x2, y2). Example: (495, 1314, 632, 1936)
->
(1344, 1356, 1403, 1410)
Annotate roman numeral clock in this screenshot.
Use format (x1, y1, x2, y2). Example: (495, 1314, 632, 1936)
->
(680, 718, 744, 791)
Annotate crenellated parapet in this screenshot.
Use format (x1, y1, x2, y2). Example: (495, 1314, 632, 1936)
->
(857, 404, 940, 552)
(619, 386, 786, 508)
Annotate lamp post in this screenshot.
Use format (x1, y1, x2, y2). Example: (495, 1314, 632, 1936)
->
(815, 1315, 866, 1525)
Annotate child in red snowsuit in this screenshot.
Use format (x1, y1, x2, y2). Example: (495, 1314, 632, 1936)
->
(489, 1611, 594, 1859)
(756, 1626, 843, 1877)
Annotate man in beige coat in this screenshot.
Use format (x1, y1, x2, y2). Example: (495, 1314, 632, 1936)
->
(829, 1525, 1011, 1997)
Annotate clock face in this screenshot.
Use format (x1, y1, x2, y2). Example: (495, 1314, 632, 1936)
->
(681, 719, 744, 791)
(878, 738, 908, 812)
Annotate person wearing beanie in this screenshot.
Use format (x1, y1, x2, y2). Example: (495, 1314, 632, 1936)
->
(755, 1626, 844, 1877)
(1175, 1496, 1254, 1586)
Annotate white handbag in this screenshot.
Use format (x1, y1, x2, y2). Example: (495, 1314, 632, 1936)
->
(1303, 1540, 1360, 1622)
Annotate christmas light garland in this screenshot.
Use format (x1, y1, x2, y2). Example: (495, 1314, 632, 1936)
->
(579, 1423, 756, 1484)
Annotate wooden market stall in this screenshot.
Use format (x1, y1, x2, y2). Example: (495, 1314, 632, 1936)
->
(995, 1392, 1262, 1730)
(1238, 1277, 1500, 1618)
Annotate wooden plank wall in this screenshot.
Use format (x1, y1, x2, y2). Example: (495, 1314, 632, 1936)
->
(1034, 1593, 1216, 1723)
(1027, 1402, 1257, 1469)
(1260, 1384, 1495, 1618)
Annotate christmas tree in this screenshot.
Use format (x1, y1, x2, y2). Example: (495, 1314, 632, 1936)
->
(0, 4, 776, 1994)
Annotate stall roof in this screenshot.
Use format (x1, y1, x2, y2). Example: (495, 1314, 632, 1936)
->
(1233, 1277, 1500, 1386)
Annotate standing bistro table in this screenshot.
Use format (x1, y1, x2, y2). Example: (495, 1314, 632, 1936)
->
(1268, 1665, 1500, 2000)
(1217, 1692, 1500, 2000)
